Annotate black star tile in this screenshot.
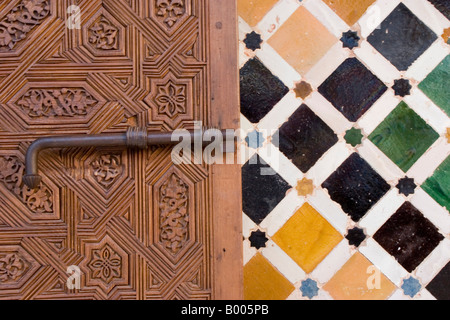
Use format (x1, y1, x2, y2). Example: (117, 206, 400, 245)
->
(427, 262, 450, 300)
(249, 230, 269, 250)
(392, 79, 412, 97)
(340, 30, 360, 49)
(367, 3, 438, 71)
(242, 154, 291, 224)
(428, 0, 450, 20)
(273, 104, 338, 173)
(396, 177, 416, 196)
(322, 153, 391, 222)
(318, 58, 387, 122)
(374, 202, 444, 272)
(346, 227, 366, 247)
(240, 58, 289, 123)
(243, 31, 263, 51)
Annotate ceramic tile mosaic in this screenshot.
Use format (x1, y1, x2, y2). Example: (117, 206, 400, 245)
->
(239, 0, 450, 300)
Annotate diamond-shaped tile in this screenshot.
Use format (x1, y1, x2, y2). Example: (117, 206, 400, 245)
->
(267, 6, 337, 75)
(421, 156, 450, 212)
(242, 154, 291, 224)
(322, 153, 391, 222)
(240, 58, 289, 123)
(418, 55, 450, 117)
(426, 262, 450, 300)
(244, 253, 295, 300)
(272, 203, 343, 273)
(273, 104, 338, 173)
(323, 253, 396, 300)
(318, 58, 387, 122)
(428, 0, 450, 20)
(369, 101, 440, 173)
(322, 0, 377, 26)
(238, 0, 278, 27)
(373, 202, 444, 273)
(367, 3, 438, 71)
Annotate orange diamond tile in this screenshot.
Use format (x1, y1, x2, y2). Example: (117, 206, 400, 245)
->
(272, 203, 343, 273)
(238, 0, 279, 27)
(322, 0, 377, 26)
(268, 6, 337, 75)
(244, 252, 295, 300)
(324, 253, 396, 300)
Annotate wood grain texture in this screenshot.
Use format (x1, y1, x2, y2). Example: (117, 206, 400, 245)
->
(0, 0, 240, 300)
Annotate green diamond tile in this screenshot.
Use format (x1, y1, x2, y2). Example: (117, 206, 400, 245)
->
(369, 102, 439, 172)
(419, 55, 450, 116)
(422, 156, 450, 212)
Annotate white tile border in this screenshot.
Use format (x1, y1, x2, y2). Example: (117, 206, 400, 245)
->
(261, 239, 306, 284)
(415, 238, 450, 285)
(310, 239, 352, 283)
(360, 238, 409, 286)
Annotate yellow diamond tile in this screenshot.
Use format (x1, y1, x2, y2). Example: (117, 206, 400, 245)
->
(267, 6, 338, 76)
(324, 253, 396, 300)
(272, 203, 343, 274)
(244, 252, 295, 300)
(238, 0, 279, 27)
(322, 0, 377, 26)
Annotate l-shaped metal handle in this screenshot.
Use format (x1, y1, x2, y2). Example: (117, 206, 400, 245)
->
(24, 127, 234, 189)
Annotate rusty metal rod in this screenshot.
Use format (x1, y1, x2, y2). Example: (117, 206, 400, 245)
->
(24, 127, 234, 189)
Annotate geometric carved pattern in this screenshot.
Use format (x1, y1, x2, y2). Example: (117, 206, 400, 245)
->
(0, 0, 221, 300)
(0, 0, 51, 52)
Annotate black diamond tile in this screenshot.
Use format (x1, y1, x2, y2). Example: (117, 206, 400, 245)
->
(242, 154, 291, 224)
(374, 202, 444, 272)
(273, 104, 338, 173)
(428, 0, 450, 20)
(318, 58, 387, 122)
(427, 262, 450, 300)
(367, 3, 438, 71)
(240, 58, 289, 123)
(249, 230, 269, 250)
(322, 153, 391, 222)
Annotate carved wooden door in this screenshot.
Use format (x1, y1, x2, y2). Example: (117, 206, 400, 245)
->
(0, 0, 241, 300)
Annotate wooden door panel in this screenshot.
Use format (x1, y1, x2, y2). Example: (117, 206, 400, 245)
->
(0, 0, 241, 300)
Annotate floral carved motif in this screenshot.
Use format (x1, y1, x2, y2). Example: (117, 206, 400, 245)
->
(88, 16, 119, 50)
(155, 0, 185, 28)
(90, 154, 122, 188)
(0, 156, 53, 213)
(16, 88, 97, 118)
(0, 0, 51, 51)
(0, 253, 30, 283)
(155, 80, 187, 118)
(159, 173, 189, 254)
(88, 244, 122, 284)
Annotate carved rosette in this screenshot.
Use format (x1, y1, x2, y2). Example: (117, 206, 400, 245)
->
(88, 17, 119, 50)
(90, 154, 123, 189)
(0, 0, 51, 52)
(0, 156, 53, 214)
(83, 236, 129, 292)
(88, 244, 122, 284)
(0, 246, 40, 289)
(144, 73, 194, 129)
(150, 0, 191, 34)
(0, 253, 30, 283)
(83, 9, 125, 57)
